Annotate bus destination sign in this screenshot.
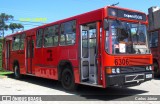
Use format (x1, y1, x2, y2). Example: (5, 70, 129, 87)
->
(108, 8, 147, 21)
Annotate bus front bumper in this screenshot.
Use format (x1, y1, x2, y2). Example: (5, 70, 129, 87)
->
(106, 71, 153, 87)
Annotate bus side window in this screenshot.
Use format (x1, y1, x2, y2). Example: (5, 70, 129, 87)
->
(44, 25, 59, 47)
(150, 31, 158, 47)
(12, 35, 20, 51)
(60, 20, 76, 45)
(36, 29, 43, 48)
(19, 33, 25, 50)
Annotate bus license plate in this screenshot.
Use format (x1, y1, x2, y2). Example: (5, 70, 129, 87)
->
(146, 74, 152, 79)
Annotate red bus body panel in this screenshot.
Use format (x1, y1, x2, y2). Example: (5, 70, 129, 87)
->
(2, 6, 152, 88)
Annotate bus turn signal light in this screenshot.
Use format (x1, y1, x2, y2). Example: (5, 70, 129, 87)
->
(106, 67, 112, 74)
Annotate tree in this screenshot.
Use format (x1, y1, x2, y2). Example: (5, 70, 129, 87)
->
(9, 23, 24, 33)
(0, 13, 13, 37)
(0, 13, 24, 37)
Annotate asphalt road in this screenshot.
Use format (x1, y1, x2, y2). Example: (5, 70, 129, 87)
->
(0, 74, 160, 104)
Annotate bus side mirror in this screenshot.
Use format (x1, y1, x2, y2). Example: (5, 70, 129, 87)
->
(104, 19, 109, 30)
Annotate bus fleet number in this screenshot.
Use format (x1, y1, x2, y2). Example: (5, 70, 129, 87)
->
(115, 59, 129, 66)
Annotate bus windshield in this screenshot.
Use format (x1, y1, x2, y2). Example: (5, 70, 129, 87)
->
(105, 19, 150, 54)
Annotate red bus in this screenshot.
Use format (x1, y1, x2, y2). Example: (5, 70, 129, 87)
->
(148, 6, 160, 77)
(2, 6, 153, 90)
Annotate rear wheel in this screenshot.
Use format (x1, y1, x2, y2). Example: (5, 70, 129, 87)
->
(153, 62, 160, 78)
(14, 64, 21, 79)
(61, 68, 76, 91)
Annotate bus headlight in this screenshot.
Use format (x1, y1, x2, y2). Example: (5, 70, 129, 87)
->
(146, 66, 149, 71)
(146, 66, 152, 71)
(149, 66, 152, 70)
(112, 68, 116, 74)
(116, 68, 120, 73)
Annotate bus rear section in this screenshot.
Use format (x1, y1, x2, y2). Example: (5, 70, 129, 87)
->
(148, 6, 160, 77)
(2, 6, 153, 90)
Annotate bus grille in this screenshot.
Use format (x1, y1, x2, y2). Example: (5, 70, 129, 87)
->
(120, 66, 146, 73)
(125, 74, 144, 83)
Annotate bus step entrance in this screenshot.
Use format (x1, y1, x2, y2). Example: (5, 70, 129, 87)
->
(81, 65, 97, 84)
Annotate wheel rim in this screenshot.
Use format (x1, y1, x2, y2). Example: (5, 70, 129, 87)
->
(63, 71, 72, 87)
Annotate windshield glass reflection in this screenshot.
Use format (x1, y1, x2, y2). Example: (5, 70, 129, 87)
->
(105, 19, 150, 54)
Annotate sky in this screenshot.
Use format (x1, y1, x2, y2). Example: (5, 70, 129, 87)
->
(0, 0, 160, 36)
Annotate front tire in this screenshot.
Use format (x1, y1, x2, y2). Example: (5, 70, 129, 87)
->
(14, 65, 21, 79)
(61, 68, 76, 91)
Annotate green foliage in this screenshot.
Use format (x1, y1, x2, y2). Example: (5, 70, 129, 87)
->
(0, 13, 14, 37)
(0, 39, 2, 70)
(9, 23, 24, 33)
(0, 13, 13, 21)
(0, 13, 24, 37)
(0, 70, 13, 76)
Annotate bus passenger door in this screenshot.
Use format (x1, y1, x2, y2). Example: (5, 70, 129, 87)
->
(26, 36, 35, 74)
(5, 41, 10, 70)
(80, 22, 101, 84)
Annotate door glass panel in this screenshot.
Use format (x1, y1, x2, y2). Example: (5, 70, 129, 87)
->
(31, 40, 34, 58)
(27, 39, 30, 58)
(88, 24, 97, 66)
(82, 30, 88, 58)
(27, 39, 34, 58)
(81, 22, 98, 84)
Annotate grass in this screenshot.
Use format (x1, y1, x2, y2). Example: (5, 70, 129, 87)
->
(0, 69, 13, 76)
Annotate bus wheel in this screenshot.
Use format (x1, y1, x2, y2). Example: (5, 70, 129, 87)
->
(14, 65, 21, 79)
(154, 62, 160, 78)
(61, 68, 76, 91)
